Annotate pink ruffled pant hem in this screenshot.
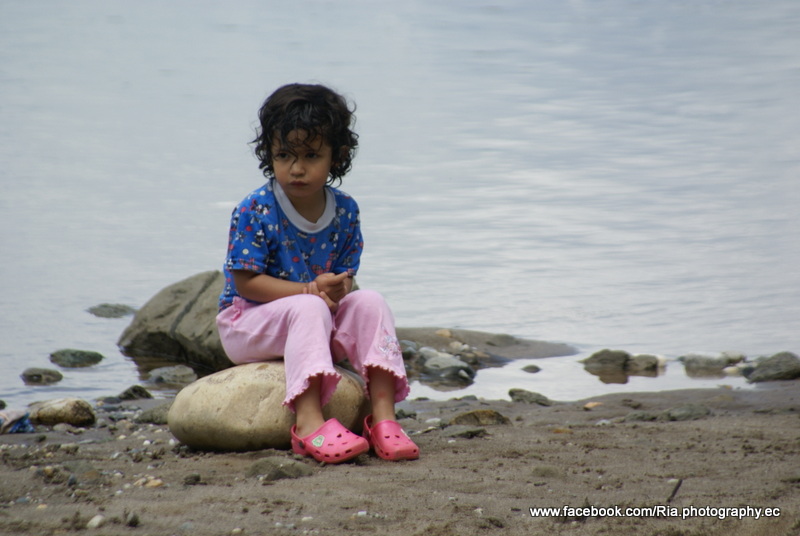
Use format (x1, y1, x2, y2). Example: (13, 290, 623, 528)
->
(215, 289, 410, 412)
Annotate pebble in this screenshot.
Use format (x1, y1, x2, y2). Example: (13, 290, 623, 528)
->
(86, 514, 106, 529)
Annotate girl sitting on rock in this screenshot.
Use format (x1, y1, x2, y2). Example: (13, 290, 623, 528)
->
(216, 83, 419, 463)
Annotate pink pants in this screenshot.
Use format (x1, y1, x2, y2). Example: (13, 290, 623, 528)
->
(215, 289, 410, 412)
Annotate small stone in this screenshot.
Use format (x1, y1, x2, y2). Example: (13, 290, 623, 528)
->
(20, 368, 63, 385)
(49, 349, 104, 368)
(246, 456, 314, 481)
(623, 411, 658, 422)
(442, 425, 487, 439)
(183, 473, 203, 486)
(581, 349, 630, 370)
(449, 409, 510, 426)
(509, 389, 552, 406)
(662, 404, 711, 421)
(86, 515, 106, 529)
(147, 365, 197, 386)
(583, 402, 603, 411)
(125, 511, 140, 527)
(435, 328, 452, 338)
(522, 364, 541, 374)
(135, 402, 172, 425)
(29, 398, 96, 427)
(628, 354, 661, 373)
(118, 385, 153, 400)
(87, 303, 137, 318)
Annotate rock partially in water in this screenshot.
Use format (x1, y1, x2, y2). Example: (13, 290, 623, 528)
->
(118, 271, 231, 375)
(419, 347, 475, 385)
(118, 385, 154, 400)
(29, 397, 96, 427)
(628, 354, 663, 374)
(21, 367, 63, 385)
(87, 303, 137, 318)
(148, 365, 198, 386)
(581, 349, 630, 370)
(679, 351, 745, 377)
(744, 351, 800, 383)
(49, 349, 104, 368)
(167, 362, 369, 451)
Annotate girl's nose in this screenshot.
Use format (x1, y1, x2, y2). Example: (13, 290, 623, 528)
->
(289, 158, 304, 175)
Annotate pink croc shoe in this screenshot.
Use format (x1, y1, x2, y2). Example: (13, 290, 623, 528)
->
(291, 419, 369, 464)
(363, 415, 420, 461)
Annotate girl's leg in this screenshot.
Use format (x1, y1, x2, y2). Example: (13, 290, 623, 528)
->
(216, 295, 341, 415)
(368, 367, 398, 423)
(293, 375, 325, 437)
(331, 289, 410, 409)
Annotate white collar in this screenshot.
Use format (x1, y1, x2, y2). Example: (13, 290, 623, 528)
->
(272, 180, 336, 233)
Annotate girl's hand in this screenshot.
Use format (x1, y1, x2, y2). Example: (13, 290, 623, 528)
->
(312, 271, 351, 304)
(304, 281, 339, 312)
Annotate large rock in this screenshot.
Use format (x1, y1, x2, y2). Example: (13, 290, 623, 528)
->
(167, 362, 369, 451)
(118, 271, 230, 374)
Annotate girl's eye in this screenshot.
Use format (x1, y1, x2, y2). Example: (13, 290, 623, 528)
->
(274, 152, 290, 160)
(305, 152, 319, 159)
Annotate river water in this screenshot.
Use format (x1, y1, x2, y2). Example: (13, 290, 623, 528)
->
(1, 1, 799, 408)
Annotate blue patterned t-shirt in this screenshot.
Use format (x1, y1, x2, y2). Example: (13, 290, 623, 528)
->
(218, 179, 363, 310)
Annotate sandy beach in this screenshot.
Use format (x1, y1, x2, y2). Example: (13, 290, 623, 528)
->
(2, 379, 798, 536)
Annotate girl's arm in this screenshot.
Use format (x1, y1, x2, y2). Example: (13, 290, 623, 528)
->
(232, 270, 309, 303)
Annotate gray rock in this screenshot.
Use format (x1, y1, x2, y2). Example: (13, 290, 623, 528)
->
(522, 364, 541, 374)
(628, 354, 661, 373)
(21, 367, 64, 385)
(49, 349, 104, 368)
(87, 303, 137, 318)
(679, 352, 745, 377)
(118, 385, 153, 400)
(419, 348, 475, 384)
(246, 456, 314, 481)
(508, 388, 552, 406)
(118, 270, 231, 375)
(623, 411, 658, 422)
(662, 404, 711, 422)
(745, 352, 800, 383)
(148, 365, 198, 386)
(135, 402, 172, 425)
(581, 349, 631, 371)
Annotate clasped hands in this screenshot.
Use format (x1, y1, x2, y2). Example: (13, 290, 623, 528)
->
(303, 271, 352, 311)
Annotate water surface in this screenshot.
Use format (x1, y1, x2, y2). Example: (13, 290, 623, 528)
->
(1, 1, 798, 408)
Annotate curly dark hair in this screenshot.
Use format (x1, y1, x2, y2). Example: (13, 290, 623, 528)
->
(251, 83, 359, 185)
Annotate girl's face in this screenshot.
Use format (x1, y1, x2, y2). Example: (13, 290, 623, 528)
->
(271, 130, 334, 209)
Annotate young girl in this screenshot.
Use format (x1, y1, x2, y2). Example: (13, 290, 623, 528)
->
(216, 83, 419, 463)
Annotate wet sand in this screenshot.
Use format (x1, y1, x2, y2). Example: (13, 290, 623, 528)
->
(2, 382, 798, 536)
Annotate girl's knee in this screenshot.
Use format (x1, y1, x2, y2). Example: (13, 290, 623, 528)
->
(343, 289, 387, 309)
(288, 293, 332, 316)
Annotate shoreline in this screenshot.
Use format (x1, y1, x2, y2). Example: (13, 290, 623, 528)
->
(2, 383, 799, 536)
